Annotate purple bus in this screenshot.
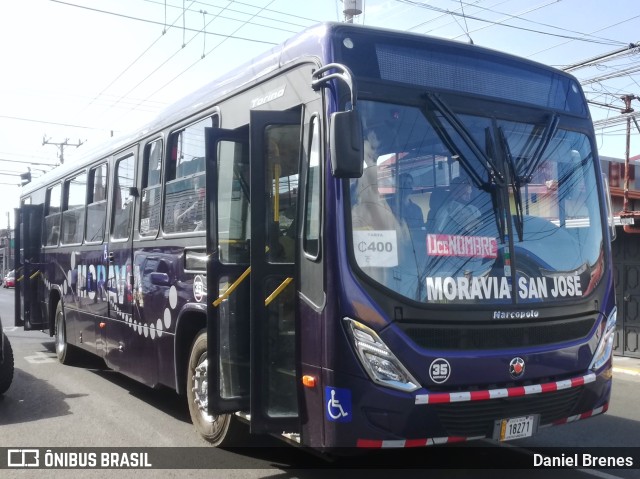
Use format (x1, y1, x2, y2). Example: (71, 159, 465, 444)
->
(15, 22, 615, 451)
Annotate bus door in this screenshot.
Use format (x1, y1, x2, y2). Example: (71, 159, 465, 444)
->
(15, 204, 46, 330)
(205, 126, 251, 414)
(248, 109, 302, 434)
(105, 152, 137, 372)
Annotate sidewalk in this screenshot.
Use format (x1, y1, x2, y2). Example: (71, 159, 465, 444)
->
(613, 354, 640, 377)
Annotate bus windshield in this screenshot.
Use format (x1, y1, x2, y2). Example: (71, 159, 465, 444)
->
(349, 99, 604, 306)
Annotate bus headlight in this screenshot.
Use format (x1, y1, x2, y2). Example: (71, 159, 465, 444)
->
(589, 307, 617, 371)
(344, 318, 420, 392)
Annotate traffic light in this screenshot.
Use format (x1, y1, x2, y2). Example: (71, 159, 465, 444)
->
(20, 170, 31, 186)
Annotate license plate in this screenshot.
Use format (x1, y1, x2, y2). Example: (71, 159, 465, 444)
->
(494, 415, 538, 441)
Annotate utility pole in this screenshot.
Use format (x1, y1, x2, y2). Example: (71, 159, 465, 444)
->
(617, 94, 640, 233)
(6, 211, 10, 272)
(42, 136, 84, 164)
(342, 0, 362, 23)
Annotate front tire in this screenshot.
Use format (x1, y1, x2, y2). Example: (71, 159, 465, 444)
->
(0, 333, 14, 394)
(186, 329, 247, 447)
(54, 302, 75, 365)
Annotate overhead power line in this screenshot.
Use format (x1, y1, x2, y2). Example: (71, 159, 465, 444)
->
(593, 111, 640, 129)
(50, 0, 284, 123)
(144, 0, 305, 32)
(42, 137, 85, 165)
(0, 158, 59, 167)
(0, 114, 104, 131)
(582, 65, 640, 85)
(50, 0, 277, 46)
(191, 0, 320, 25)
(563, 42, 640, 72)
(451, 0, 625, 47)
(115, 0, 280, 121)
(395, 0, 627, 46)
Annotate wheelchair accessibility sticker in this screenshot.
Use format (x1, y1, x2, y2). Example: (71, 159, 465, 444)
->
(325, 387, 352, 423)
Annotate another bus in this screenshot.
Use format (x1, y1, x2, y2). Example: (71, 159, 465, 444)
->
(15, 22, 615, 451)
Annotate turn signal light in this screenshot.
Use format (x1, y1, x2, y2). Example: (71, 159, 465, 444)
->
(302, 375, 317, 388)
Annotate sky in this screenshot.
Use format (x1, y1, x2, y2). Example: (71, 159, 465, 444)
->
(1, 0, 639, 227)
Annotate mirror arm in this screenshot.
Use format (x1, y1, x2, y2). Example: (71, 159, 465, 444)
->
(311, 63, 358, 111)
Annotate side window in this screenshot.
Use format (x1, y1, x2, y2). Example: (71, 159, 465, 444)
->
(61, 172, 87, 245)
(218, 135, 250, 263)
(112, 156, 135, 240)
(140, 139, 163, 236)
(164, 117, 211, 234)
(265, 124, 301, 264)
(303, 117, 321, 258)
(87, 164, 108, 243)
(43, 183, 62, 246)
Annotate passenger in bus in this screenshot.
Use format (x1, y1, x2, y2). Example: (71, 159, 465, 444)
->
(352, 165, 400, 232)
(352, 127, 402, 230)
(433, 176, 481, 234)
(395, 173, 424, 229)
(364, 128, 381, 167)
(47, 225, 59, 246)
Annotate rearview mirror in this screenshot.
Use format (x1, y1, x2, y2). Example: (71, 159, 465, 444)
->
(330, 110, 363, 178)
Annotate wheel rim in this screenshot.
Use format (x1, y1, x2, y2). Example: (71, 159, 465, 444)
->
(55, 310, 66, 357)
(192, 352, 215, 423)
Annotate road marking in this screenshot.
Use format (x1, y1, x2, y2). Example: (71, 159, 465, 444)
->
(578, 468, 627, 479)
(613, 366, 640, 377)
(500, 442, 629, 478)
(24, 351, 57, 364)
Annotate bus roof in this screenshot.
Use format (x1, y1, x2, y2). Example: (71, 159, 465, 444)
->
(21, 21, 582, 196)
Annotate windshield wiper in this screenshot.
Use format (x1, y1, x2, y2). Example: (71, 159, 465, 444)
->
(485, 128, 507, 242)
(520, 114, 559, 183)
(497, 126, 524, 242)
(425, 93, 504, 187)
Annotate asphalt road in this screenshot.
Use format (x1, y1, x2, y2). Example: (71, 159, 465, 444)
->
(1, 286, 640, 479)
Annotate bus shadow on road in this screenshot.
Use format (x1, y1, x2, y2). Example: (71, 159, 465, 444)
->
(0, 367, 80, 426)
(89, 366, 192, 424)
(41, 341, 109, 371)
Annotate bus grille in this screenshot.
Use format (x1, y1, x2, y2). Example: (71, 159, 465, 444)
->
(399, 317, 596, 350)
(433, 387, 583, 437)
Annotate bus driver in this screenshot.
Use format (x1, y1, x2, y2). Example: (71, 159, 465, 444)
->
(434, 176, 481, 235)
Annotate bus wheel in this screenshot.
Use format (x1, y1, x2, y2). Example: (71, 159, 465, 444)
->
(187, 329, 247, 447)
(54, 302, 75, 365)
(0, 333, 14, 394)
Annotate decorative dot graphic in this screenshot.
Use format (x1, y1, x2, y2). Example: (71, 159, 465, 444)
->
(164, 308, 172, 330)
(156, 319, 163, 338)
(45, 265, 189, 342)
(169, 286, 178, 309)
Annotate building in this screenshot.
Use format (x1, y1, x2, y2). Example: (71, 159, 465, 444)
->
(601, 155, 640, 359)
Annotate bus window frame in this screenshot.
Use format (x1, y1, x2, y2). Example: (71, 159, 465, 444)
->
(302, 114, 323, 261)
(111, 154, 136, 242)
(85, 162, 109, 245)
(43, 182, 62, 248)
(60, 169, 88, 246)
(163, 115, 216, 236)
(139, 137, 164, 239)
